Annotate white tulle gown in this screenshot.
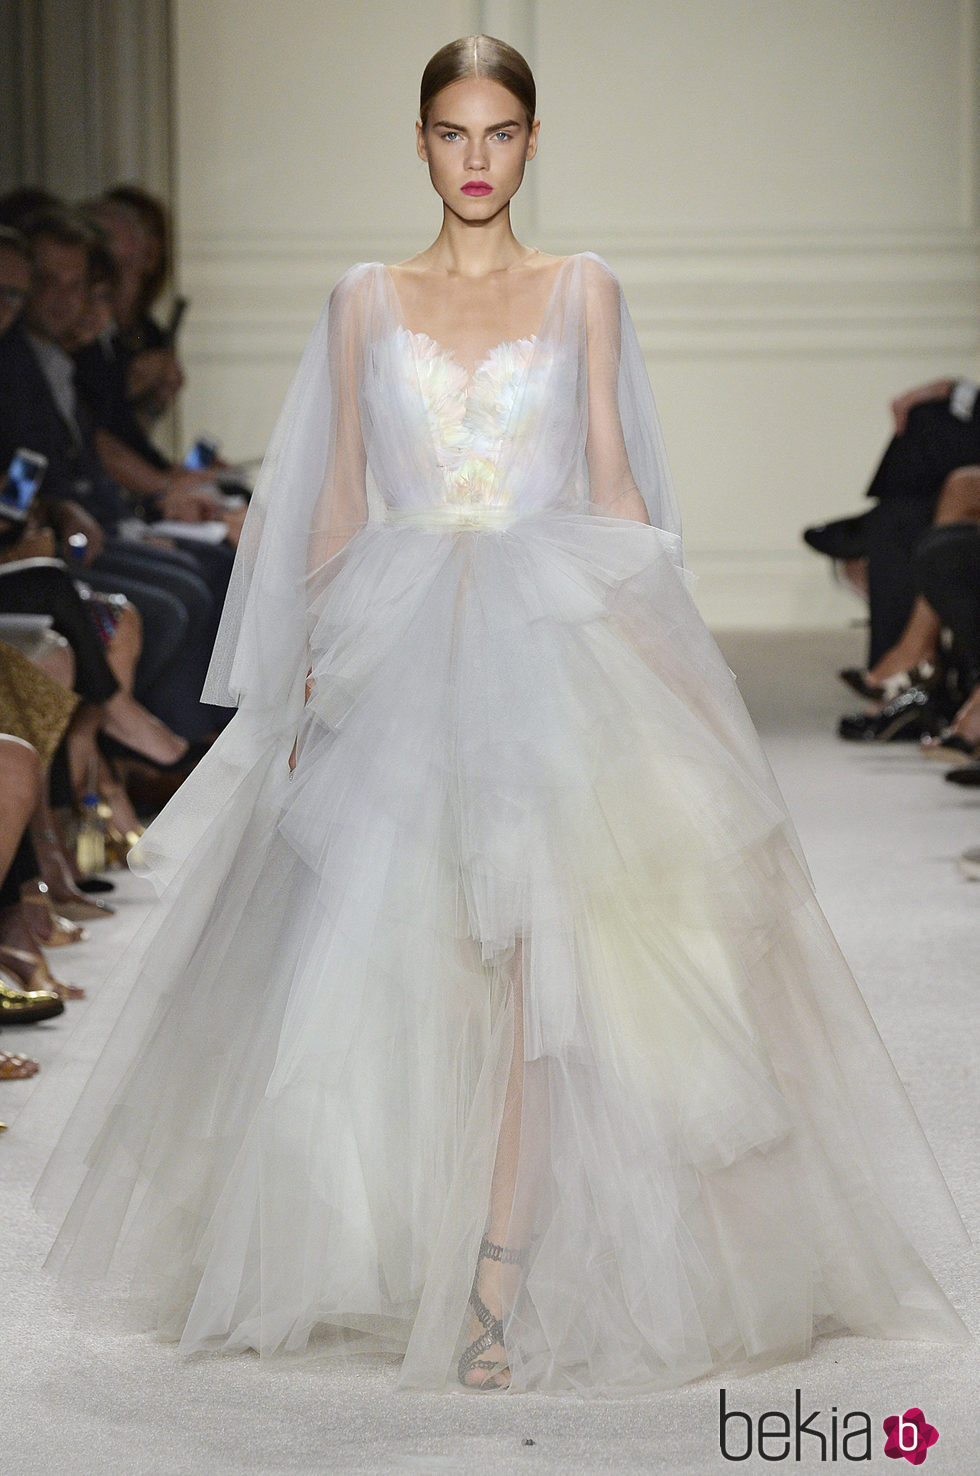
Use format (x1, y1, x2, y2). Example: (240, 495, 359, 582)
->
(33, 254, 971, 1395)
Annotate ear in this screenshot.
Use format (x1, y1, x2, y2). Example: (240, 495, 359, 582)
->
(525, 118, 540, 162)
(416, 119, 428, 163)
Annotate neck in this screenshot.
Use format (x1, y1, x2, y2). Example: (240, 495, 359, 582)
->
(423, 206, 533, 278)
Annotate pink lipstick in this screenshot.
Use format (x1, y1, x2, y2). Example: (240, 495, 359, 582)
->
(462, 182, 493, 196)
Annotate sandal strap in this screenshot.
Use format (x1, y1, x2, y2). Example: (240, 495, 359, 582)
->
(458, 1322, 506, 1381)
(468, 1277, 499, 1335)
(479, 1232, 529, 1267)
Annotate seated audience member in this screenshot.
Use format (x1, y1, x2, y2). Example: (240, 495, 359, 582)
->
(0, 735, 62, 1113)
(836, 467, 980, 741)
(0, 226, 30, 337)
(70, 237, 172, 473)
(912, 506, 980, 789)
(0, 188, 62, 230)
(0, 642, 90, 1002)
(803, 374, 980, 672)
(0, 210, 231, 740)
(69, 228, 246, 526)
(83, 193, 182, 426)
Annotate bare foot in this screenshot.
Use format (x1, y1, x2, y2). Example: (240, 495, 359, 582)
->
(31, 825, 113, 916)
(866, 646, 937, 688)
(94, 757, 142, 838)
(921, 684, 980, 755)
(102, 693, 188, 767)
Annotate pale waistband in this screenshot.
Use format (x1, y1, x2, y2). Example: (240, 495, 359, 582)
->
(384, 504, 521, 531)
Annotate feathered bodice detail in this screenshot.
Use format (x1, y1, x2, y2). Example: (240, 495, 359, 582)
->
(395, 329, 541, 508)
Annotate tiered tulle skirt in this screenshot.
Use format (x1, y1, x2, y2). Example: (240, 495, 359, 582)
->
(35, 512, 970, 1394)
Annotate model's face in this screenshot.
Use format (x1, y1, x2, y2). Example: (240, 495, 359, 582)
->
(417, 77, 538, 222)
(25, 238, 89, 345)
(0, 247, 30, 338)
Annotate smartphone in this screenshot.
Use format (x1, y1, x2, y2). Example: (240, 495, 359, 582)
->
(183, 435, 221, 471)
(0, 448, 48, 520)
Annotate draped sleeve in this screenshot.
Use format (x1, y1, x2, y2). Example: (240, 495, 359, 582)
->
(580, 253, 685, 571)
(201, 264, 372, 715)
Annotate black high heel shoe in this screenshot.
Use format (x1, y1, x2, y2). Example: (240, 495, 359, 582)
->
(457, 1233, 529, 1390)
(838, 685, 944, 743)
(838, 660, 938, 704)
(945, 759, 980, 787)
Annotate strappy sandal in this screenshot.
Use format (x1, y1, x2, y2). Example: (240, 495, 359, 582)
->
(457, 1233, 529, 1390)
(920, 727, 980, 765)
(19, 881, 88, 947)
(0, 942, 82, 1002)
(0, 1050, 40, 1080)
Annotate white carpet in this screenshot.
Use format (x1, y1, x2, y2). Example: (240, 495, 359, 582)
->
(2, 628, 977, 1474)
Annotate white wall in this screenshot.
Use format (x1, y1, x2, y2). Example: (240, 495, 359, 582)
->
(173, 0, 980, 628)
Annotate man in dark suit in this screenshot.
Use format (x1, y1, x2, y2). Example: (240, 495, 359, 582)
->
(0, 211, 231, 739)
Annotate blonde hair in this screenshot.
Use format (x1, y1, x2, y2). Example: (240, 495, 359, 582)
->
(419, 35, 536, 129)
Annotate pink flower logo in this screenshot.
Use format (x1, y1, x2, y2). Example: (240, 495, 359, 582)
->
(883, 1408, 939, 1464)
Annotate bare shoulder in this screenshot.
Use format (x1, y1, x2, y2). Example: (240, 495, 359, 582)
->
(386, 256, 430, 279)
(577, 252, 619, 284)
(530, 250, 570, 271)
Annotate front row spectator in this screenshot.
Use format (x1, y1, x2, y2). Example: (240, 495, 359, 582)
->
(0, 214, 232, 741)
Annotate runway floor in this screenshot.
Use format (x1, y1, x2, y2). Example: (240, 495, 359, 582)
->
(3, 627, 977, 1474)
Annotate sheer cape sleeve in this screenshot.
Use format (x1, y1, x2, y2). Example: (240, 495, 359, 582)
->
(123, 267, 371, 894)
(201, 264, 371, 715)
(579, 253, 684, 571)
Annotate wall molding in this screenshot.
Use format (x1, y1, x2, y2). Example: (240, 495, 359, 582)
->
(684, 552, 866, 631)
(179, 225, 980, 363)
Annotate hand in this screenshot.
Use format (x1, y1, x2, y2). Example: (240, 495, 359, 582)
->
(158, 477, 222, 522)
(52, 500, 105, 565)
(890, 379, 954, 435)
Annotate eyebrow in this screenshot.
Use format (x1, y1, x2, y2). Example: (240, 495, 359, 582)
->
(432, 119, 523, 133)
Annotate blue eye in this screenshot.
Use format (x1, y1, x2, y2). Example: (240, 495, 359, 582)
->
(440, 131, 460, 142)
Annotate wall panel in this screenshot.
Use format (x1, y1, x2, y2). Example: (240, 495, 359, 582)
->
(174, 0, 980, 628)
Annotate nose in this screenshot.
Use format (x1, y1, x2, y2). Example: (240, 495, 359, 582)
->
(464, 138, 489, 171)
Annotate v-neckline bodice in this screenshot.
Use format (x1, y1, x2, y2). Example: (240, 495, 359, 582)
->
(379, 256, 574, 383)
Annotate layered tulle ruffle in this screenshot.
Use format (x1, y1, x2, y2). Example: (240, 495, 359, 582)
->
(32, 512, 970, 1395)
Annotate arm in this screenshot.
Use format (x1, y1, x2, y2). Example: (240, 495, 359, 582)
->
(201, 266, 372, 716)
(94, 428, 221, 518)
(583, 260, 651, 525)
(287, 271, 371, 764)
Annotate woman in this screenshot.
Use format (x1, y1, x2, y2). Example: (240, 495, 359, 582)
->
(34, 36, 971, 1395)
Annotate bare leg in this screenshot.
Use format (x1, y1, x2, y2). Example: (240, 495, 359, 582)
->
(0, 738, 42, 883)
(103, 601, 142, 693)
(461, 940, 527, 1387)
(866, 596, 941, 686)
(867, 467, 980, 686)
(36, 635, 75, 690)
(64, 703, 104, 798)
(30, 786, 114, 914)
